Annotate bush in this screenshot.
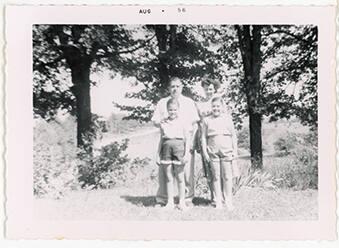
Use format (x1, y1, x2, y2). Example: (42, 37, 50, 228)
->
(78, 139, 152, 189)
(237, 127, 250, 152)
(33, 119, 79, 199)
(269, 131, 318, 190)
(194, 165, 281, 199)
(233, 168, 281, 194)
(237, 126, 271, 153)
(98, 157, 151, 188)
(78, 139, 129, 188)
(276, 147, 317, 190)
(34, 117, 152, 198)
(34, 142, 79, 199)
(273, 132, 298, 154)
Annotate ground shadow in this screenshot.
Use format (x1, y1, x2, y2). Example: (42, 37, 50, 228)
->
(121, 195, 211, 207)
(121, 195, 157, 207)
(192, 197, 211, 206)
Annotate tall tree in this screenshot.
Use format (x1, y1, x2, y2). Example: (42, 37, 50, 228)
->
(235, 25, 263, 169)
(218, 25, 317, 169)
(33, 25, 154, 150)
(115, 25, 221, 121)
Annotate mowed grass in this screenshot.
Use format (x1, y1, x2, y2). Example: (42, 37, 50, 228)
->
(34, 119, 317, 221)
(34, 182, 317, 221)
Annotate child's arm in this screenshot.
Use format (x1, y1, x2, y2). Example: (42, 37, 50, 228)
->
(153, 118, 166, 128)
(229, 115, 238, 158)
(201, 119, 210, 163)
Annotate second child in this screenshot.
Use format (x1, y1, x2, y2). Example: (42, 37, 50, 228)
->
(201, 96, 238, 210)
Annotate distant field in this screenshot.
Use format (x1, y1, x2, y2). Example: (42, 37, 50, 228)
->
(105, 112, 154, 135)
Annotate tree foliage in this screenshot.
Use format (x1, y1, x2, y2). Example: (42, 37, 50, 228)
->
(218, 25, 317, 128)
(261, 25, 317, 127)
(115, 25, 317, 129)
(115, 25, 221, 121)
(33, 25, 153, 147)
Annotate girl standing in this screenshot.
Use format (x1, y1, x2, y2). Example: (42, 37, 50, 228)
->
(194, 78, 222, 203)
(201, 96, 238, 210)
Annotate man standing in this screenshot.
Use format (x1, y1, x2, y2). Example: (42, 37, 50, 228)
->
(152, 77, 200, 205)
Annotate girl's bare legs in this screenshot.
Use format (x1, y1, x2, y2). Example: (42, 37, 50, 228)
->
(221, 159, 234, 210)
(174, 165, 186, 210)
(163, 164, 175, 209)
(210, 159, 223, 209)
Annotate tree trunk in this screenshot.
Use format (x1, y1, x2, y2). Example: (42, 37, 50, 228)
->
(154, 25, 171, 99)
(236, 25, 263, 169)
(55, 28, 93, 150)
(69, 57, 93, 151)
(248, 109, 263, 168)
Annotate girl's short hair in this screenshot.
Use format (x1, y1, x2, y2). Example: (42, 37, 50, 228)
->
(201, 77, 221, 91)
(169, 77, 182, 86)
(166, 98, 180, 109)
(211, 95, 225, 105)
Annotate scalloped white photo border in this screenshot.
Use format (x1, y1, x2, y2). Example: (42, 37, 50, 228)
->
(3, 4, 337, 240)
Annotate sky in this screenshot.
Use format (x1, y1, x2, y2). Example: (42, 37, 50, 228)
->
(90, 72, 207, 118)
(90, 72, 147, 118)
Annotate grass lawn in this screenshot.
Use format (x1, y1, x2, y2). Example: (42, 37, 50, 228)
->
(34, 183, 317, 221)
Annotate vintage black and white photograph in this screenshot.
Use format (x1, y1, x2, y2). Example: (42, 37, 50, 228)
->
(32, 23, 319, 221)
